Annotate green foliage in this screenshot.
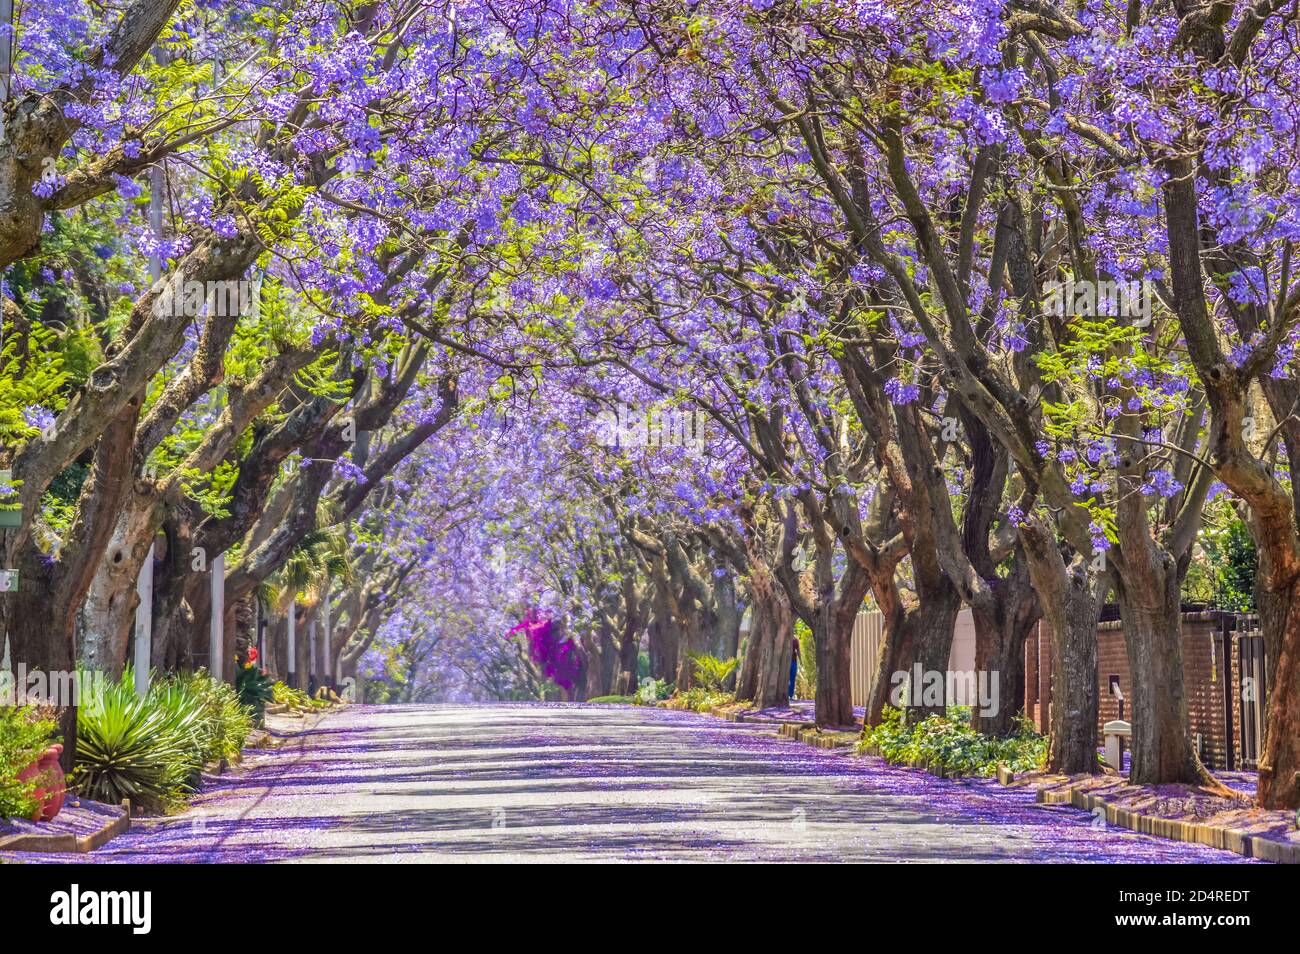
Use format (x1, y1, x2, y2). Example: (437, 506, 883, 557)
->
(587, 694, 635, 704)
(75, 669, 253, 814)
(794, 620, 817, 700)
(272, 681, 328, 710)
(670, 686, 735, 713)
(75, 673, 202, 813)
(633, 678, 671, 705)
(860, 706, 1047, 777)
(1199, 512, 1259, 612)
(0, 322, 68, 448)
(235, 665, 276, 726)
(0, 706, 57, 820)
(689, 653, 737, 691)
(176, 671, 255, 761)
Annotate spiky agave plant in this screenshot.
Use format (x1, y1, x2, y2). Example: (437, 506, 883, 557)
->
(74, 671, 204, 813)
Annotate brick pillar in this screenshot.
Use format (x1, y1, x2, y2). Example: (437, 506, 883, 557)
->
(1024, 624, 1039, 727)
(1038, 620, 1053, 735)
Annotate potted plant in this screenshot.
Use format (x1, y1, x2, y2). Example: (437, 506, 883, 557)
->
(17, 742, 66, 821)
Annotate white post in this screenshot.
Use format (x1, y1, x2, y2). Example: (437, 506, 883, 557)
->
(132, 96, 163, 699)
(308, 618, 317, 687)
(133, 546, 154, 696)
(287, 598, 297, 688)
(0, 2, 14, 116)
(209, 551, 224, 680)
(322, 577, 332, 686)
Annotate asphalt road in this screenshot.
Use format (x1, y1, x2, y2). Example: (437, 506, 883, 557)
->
(12, 703, 1255, 863)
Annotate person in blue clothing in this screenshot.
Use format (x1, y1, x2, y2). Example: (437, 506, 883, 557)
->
(788, 634, 800, 700)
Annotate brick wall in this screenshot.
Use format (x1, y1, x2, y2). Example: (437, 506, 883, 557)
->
(1025, 612, 1250, 771)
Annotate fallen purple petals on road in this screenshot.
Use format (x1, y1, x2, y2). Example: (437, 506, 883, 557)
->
(2, 705, 1258, 864)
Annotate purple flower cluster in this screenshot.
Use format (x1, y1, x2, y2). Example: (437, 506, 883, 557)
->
(509, 611, 583, 693)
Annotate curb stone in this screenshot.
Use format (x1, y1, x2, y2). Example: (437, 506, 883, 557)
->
(776, 722, 857, 749)
(0, 800, 131, 854)
(1036, 784, 1298, 863)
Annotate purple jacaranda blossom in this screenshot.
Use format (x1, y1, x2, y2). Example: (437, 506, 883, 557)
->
(23, 406, 56, 434)
(884, 378, 920, 405)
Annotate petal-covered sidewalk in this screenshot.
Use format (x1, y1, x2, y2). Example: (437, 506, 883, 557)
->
(1, 704, 1257, 863)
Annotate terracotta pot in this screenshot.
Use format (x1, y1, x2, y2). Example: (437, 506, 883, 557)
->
(17, 743, 67, 822)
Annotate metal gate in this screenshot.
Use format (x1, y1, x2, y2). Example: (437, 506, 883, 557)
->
(1237, 631, 1267, 769)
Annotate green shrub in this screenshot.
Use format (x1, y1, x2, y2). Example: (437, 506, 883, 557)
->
(689, 653, 737, 691)
(174, 670, 253, 762)
(633, 678, 671, 705)
(271, 681, 326, 709)
(859, 706, 1046, 777)
(75, 669, 255, 814)
(0, 706, 57, 820)
(234, 665, 275, 726)
(794, 621, 816, 700)
(667, 686, 734, 712)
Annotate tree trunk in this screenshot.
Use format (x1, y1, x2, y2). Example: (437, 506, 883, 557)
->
(152, 516, 203, 671)
(646, 572, 677, 682)
(674, 617, 701, 691)
(1046, 603, 1102, 775)
(616, 621, 640, 694)
(1256, 578, 1300, 807)
(77, 503, 156, 680)
(970, 605, 1032, 736)
(712, 571, 741, 662)
(599, 621, 618, 695)
(266, 614, 287, 681)
(296, 602, 314, 692)
(4, 574, 78, 771)
(970, 567, 1040, 736)
(738, 587, 764, 707)
(812, 564, 872, 728)
(865, 610, 913, 726)
(2, 407, 138, 771)
(898, 585, 962, 723)
(1114, 570, 1211, 785)
(752, 583, 795, 710)
(1019, 519, 1105, 775)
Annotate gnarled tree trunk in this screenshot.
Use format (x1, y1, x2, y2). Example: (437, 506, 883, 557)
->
(1020, 516, 1103, 774)
(1114, 563, 1209, 785)
(969, 562, 1040, 736)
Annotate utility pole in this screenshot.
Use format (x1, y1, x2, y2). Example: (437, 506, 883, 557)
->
(209, 551, 224, 680)
(134, 152, 165, 696)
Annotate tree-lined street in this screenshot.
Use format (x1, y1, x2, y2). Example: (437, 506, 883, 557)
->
(2, 0, 1299, 886)
(7, 705, 1252, 864)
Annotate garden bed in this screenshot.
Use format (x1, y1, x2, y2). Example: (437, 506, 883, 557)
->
(0, 797, 130, 854)
(1013, 772, 1300, 863)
